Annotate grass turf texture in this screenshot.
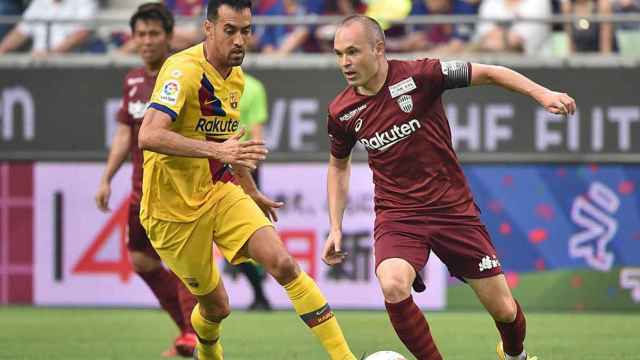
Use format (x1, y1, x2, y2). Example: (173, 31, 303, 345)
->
(0, 307, 638, 359)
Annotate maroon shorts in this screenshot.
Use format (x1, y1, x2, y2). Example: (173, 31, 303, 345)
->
(374, 218, 502, 280)
(128, 205, 160, 259)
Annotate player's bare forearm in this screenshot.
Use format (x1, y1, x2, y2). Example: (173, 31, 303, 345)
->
(139, 108, 218, 158)
(231, 165, 259, 196)
(327, 155, 351, 232)
(470, 63, 549, 99)
(101, 123, 131, 184)
(470, 63, 576, 115)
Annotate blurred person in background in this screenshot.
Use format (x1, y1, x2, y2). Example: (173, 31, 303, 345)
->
(0, 0, 25, 40)
(0, 0, 98, 57)
(315, 0, 367, 52)
(225, 72, 273, 311)
(94, 3, 198, 357)
(119, 0, 206, 53)
(472, 0, 552, 54)
(385, 0, 479, 53)
(165, 0, 206, 50)
(612, 0, 640, 30)
(562, 0, 618, 53)
(254, 0, 319, 55)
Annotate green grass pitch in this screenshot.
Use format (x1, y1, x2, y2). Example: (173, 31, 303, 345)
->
(0, 307, 638, 359)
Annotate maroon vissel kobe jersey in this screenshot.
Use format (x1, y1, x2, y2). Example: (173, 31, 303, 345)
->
(328, 59, 481, 224)
(117, 67, 156, 206)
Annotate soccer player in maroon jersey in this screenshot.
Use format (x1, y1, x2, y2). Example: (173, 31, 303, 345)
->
(94, 3, 197, 357)
(323, 15, 576, 360)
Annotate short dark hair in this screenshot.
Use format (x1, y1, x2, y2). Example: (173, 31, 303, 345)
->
(130, 2, 175, 34)
(339, 15, 385, 46)
(206, 0, 252, 21)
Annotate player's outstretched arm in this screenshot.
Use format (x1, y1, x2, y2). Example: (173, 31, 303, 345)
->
(470, 63, 576, 116)
(139, 108, 268, 168)
(322, 154, 352, 266)
(95, 123, 131, 212)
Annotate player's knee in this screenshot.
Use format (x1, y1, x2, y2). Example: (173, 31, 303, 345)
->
(268, 254, 299, 285)
(130, 252, 161, 273)
(378, 276, 412, 303)
(491, 297, 517, 323)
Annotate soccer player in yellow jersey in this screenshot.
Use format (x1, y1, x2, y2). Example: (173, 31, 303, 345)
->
(138, 1, 357, 359)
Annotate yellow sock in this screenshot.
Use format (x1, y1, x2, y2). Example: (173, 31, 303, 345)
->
(190, 304, 223, 360)
(284, 272, 356, 360)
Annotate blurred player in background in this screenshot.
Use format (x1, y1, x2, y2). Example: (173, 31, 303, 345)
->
(232, 72, 272, 311)
(95, 3, 197, 357)
(137, 1, 357, 359)
(323, 15, 576, 360)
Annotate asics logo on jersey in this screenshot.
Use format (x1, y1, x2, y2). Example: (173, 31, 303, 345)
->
(195, 118, 239, 134)
(359, 119, 421, 151)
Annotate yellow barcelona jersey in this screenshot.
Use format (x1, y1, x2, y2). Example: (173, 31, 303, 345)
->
(141, 43, 244, 222)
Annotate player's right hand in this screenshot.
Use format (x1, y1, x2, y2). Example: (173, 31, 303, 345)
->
(95, 181, 111, 212)
(322, 229, 348, 266)
(217, 128, 268, 170)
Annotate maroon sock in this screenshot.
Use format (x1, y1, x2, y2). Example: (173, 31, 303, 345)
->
(495, 299, 526, 356)
(137, 267, 185, 331)
(174, 272, 197, 333)
(385, 296, 442, 360)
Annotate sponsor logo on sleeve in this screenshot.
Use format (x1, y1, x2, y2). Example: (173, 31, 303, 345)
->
(388, 77, 416, 98)
(159, 80, 180, 105)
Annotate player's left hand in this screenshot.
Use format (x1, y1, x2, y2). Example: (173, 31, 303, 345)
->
(250, 191, 284, 222)
(534, 89, 576, 116)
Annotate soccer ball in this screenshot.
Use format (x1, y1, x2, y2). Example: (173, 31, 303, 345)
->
(364, 351, 407, 360)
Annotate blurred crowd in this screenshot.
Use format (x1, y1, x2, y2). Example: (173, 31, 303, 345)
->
(1, 0, 639, 57)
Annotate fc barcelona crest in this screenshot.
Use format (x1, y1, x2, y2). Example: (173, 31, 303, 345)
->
(229, 91, 240, 109)
(397, 94, 413, 113)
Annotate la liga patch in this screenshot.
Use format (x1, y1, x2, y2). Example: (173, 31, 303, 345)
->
(159, 80, 180, 105)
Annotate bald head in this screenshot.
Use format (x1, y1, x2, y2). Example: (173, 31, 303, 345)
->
(337, 15, 385, 48)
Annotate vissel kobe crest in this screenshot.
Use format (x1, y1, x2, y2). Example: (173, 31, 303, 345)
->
(397, 94, 413, 113)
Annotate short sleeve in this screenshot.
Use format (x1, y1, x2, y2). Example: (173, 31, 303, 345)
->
(414, 58, 471, 94)
(413, 58, 446, 98)
(148, 59, 198, 121)
(327, 113, 356, 159)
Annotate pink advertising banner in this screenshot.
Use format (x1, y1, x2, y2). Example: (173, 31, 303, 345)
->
(33, 163, 446, 309)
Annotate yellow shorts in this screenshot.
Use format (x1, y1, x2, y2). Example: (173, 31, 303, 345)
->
(141, 183, 272, 296)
